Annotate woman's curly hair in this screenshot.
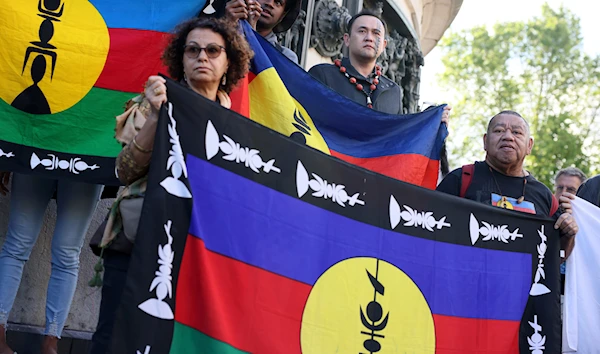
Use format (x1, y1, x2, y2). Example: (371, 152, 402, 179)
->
(162, 17, 254, 94)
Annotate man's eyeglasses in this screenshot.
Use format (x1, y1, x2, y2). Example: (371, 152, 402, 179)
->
(183, 44, 225, 59)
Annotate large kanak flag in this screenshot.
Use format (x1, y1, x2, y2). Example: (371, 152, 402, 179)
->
(231, 21, 448, 189)
(0, 0, 207, 184)
(111, 78, 562, 354)
(563, 197, 600, 353)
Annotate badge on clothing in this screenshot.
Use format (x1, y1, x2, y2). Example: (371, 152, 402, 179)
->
(491, 193, 536, 214)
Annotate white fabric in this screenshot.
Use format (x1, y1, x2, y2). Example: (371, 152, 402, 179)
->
(563, 197, 600, 353)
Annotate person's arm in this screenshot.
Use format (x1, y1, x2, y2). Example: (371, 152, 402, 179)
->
(422, 104, 451, 125)
(224, 0, 248, 21)
(224, 0, 262, 29)
(441, 105, 451, 126)
(553, 192, 578, 260)
(247, 1, 262, 30)
(116, 76, 166, 185)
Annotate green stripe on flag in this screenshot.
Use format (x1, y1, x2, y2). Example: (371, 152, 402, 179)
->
(0, 87, 135, 157)
(170, 322, 249, 354)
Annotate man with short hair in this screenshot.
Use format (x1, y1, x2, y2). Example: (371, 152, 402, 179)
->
(437, 110, 578, 257)
(224, 0, 301, 63)
(554, 167, 587, 200)
(553, 167, 586, 294)
(308, 11, 450, 121)
(308, 12, 401, 114)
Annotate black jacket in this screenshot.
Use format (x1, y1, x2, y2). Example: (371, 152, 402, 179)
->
(308, 58, 403, 115)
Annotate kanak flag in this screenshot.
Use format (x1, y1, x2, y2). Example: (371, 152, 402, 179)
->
(111, 78, 562, 354)
(173, 156, 530, 353)
(0, 0, 206, 183)
(231, 21, 447, 189)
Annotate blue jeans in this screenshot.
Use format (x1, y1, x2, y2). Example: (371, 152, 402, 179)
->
(0, 173, 103, 337)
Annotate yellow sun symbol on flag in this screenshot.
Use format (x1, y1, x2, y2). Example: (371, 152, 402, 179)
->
(0, 0, 109, 114)
(300, 257, 436, 353)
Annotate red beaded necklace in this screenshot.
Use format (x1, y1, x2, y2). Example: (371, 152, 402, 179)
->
(334, 59, 381, 109)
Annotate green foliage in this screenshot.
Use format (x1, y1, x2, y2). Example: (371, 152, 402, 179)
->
(439, 4, 600, 187)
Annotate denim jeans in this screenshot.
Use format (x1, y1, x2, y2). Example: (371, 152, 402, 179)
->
(0, 173, 103, 337)
(89, 251, 131, 354)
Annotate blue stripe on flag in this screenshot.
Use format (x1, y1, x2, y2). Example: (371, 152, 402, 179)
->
(186, 155, 531, 321)
(90, 0, 206, 32)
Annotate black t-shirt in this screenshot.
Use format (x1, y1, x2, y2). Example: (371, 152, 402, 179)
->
(437, 161, 558, 219)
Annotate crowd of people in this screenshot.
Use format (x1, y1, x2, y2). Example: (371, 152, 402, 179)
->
(0, 4, 595, 354)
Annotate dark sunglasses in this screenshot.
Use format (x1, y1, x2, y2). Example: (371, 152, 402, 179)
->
(183, 43, 225, 59)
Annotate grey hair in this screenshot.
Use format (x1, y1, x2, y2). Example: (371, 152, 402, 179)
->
(487, 110, 530, 134)
(554, 167, 587, 184)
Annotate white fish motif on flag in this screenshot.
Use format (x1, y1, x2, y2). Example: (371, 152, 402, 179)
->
(205, 120, 280, 174)
(389, 195, 450, 231)
(160, 102, 192, 199)
(138, 221, 175, 320)
(296, 161, 364, 207)
(469, 214, 522, 245)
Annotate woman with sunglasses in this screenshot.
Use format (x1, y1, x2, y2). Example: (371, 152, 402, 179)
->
(88, 17, 253, 354)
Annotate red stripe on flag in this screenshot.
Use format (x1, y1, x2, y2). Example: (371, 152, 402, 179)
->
(247, 71, 257, 84)
(176, 237, 521, 353)
(95, 28, 170, 93)
(331, 150, 439, 189)
(229, 76, 250, 117)
(433, 314, 520, 353)
(424, 158, 440, 189)
(512, 206, 536, 214)
(175, 236, 309, 354)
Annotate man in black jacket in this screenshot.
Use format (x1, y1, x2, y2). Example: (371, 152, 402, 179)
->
(308, 11, 450, 121)
(309, 12, 400, 114)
